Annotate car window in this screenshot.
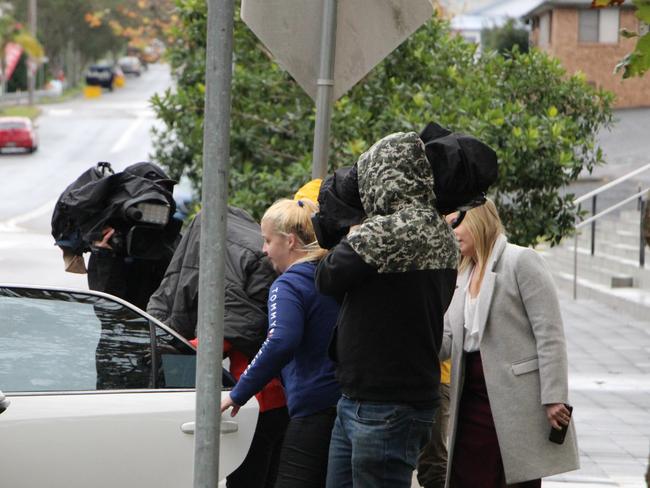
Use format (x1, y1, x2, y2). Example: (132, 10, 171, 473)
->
(0, 121, 27, 130)
(0, 287, 195, 393)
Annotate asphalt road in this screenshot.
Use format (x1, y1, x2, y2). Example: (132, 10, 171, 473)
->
(0, 63, 173, 288)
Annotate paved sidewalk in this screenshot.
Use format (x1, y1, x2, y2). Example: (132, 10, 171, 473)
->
(544, 296, 649, 488)
(412, 296, 650, 488)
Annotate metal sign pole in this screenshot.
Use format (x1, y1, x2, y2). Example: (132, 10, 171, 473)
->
(28, 0, 37, 106)
(194, 0, 234, 486)
(311, 0, 338, 179)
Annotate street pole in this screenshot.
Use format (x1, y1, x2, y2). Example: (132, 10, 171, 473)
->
(28, 0, 37, 106)
(194, 0, 234, 486)
(311, 0, 338, 179)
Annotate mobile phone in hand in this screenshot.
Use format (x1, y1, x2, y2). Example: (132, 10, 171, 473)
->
(549, 404, 573, 445)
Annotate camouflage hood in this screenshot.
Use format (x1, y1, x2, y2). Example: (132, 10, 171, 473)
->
(347, 131, 459, 273)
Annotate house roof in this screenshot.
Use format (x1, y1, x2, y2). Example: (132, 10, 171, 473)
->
(470, 0, 543, 18)
(522, 0, 634, 19)
(451, 0, 542, 31)
(451, 14, 485, 31)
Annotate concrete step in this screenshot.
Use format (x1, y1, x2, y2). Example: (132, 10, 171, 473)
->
(576, 226, 640, 246)
(551, 270, 650, 323)
(539, 246, 650, 289)
(540, 250, 639, 289)
(575, 220, 643, 243)
(596, 241, 647, 262)
(554, 232, 648, 265)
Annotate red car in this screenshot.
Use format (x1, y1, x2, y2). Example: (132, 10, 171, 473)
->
(0, 117, 38, 153)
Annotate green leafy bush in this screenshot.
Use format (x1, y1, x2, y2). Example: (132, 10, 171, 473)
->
(482, 19, 530, 54)
(151, 1, 613, 247)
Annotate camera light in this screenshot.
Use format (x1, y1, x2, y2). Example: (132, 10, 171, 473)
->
(136, 202, 170, 225)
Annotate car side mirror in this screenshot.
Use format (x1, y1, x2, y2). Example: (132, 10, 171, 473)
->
(0, 390, 10, 415)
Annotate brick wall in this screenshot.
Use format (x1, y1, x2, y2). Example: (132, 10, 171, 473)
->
(531, 7, 650, 108)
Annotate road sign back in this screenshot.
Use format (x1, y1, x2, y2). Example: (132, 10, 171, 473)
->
(241, 0, 433, 101)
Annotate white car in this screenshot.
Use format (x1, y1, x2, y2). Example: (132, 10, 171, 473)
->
(118, 56, 143, 76)
(0, 285, 258, 488)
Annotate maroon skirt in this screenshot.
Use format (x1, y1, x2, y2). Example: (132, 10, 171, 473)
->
(450, 351, 540, 488)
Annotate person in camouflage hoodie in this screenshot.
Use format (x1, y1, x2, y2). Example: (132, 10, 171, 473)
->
(316, 131, 459, 488)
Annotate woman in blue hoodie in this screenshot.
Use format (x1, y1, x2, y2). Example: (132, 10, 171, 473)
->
(221, 198, 341, 488)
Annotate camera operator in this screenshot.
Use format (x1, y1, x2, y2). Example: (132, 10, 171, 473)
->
(53, 161, 182, 310)
(52, 161, 183, 390)
(86, 162, 182, 310)
(313, 123, 497, 488)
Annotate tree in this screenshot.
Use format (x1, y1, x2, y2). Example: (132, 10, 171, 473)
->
(8, 0, 173, 85)
(84, 0, 176, 54)
(9, 0, 121, 83)
(482, 19, 530, 54)
(592, 0, 650, 78)
(151, 1, 613, 247)
(0, 4, 44, 89)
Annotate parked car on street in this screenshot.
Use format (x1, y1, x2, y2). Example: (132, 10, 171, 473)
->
(0, 117, 38, 153)
(0, 285, 258, 488)
(85, 63, 116, 90)
(118, 56, 143, 76)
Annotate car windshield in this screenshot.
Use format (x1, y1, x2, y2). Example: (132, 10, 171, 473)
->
(0, 121, 27, 130)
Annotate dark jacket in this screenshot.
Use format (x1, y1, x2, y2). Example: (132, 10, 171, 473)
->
(147, 207, 276, 358)
(230, 262, 341, 418)
(315, 131, 458, 407)
(316, 240, 456, 407)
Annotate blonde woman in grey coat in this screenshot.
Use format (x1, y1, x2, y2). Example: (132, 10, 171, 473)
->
(440, 200, 579, 487)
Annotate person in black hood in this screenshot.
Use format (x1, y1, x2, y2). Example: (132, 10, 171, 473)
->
(316, 131, 460, 488)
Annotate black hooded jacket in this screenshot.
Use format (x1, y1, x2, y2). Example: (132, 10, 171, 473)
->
(146, 207, 276, 358)
(315, 132, 458, 407)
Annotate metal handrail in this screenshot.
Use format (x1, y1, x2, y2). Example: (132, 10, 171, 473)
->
(576, 187, 650, 229)
(575, 163, 650, 256)
(571, 165, 650, 300)
(575, 162, 650, 204)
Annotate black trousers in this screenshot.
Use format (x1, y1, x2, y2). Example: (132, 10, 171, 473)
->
(227, 406, 290, 488)
(274, 407, 337, 488)
(87, 253, 168, 310)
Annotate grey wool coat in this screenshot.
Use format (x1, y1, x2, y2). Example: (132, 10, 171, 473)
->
(440, 235, 579, 485)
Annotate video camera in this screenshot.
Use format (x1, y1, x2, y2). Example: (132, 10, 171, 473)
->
(52, 161, 181, 261)
(107, 197, 175, 259)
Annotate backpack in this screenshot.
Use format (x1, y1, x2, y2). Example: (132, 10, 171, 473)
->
(51, 162, 114, 255)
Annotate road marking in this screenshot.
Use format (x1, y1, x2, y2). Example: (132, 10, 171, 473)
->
(0, 198, 57, 233)
(46, 108, 72, 116)
(110, 114, 147, 154)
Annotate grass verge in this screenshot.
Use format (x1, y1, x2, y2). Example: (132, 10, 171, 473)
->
(0, 105, 41, 119)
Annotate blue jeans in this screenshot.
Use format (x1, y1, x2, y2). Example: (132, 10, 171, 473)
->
(325, 396, 435, 488)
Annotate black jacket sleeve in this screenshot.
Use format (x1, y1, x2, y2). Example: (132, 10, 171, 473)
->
(315, 238, 376, 302)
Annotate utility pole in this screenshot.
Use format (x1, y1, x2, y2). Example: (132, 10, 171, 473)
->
(194, 0, 235, 486)
(28, 0, 37, 106)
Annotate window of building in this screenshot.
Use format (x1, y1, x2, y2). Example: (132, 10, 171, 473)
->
(579, 8, 619, 43)
(640, 21, 649, 36)
(539, 12, 551, 47)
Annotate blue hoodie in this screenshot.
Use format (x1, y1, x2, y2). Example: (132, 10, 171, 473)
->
(229, 261, 341, 418)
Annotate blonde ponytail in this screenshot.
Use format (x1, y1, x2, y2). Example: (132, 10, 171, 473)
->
(261, 198, 328, 263)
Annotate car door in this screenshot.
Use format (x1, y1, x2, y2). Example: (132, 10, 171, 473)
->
(0, 286, 258, 488)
